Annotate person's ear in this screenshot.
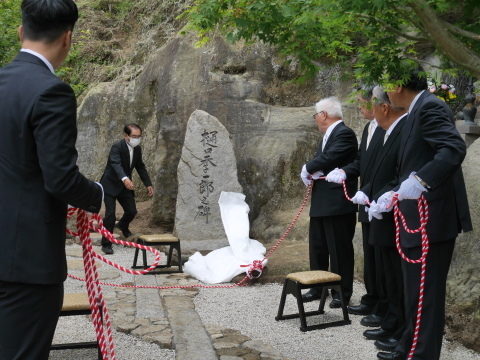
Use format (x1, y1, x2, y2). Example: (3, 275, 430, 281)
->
(62, 31, 72, 49)
(18, 25, 24, 43)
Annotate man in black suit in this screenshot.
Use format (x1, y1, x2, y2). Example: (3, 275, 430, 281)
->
(359, 86, 407, 352)
(300, 96, 358, 307)
(0, 1, 103, 359)
(100, 123, 153, 254)
(373, 67, 472, 360)
(326, 87, 387, 325)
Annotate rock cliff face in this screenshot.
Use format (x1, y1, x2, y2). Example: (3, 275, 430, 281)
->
(76, 34, 366, 232)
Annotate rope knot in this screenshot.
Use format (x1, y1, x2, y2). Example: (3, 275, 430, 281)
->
(243, 259, 266, 279)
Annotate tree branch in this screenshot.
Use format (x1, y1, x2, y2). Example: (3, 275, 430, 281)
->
(443, 22, 480, 42)
(408, 0, 480, 78)
(356, 13, 428, 42)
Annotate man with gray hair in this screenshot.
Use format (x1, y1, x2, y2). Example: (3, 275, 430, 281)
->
(359, 86, 407, 353)
(300, 96, 358, 307)
(326, 87, 387, 327)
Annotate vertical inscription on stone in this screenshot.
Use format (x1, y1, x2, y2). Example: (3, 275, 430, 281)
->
(196, 130, 218, 223)
(175, 110, 243, 241)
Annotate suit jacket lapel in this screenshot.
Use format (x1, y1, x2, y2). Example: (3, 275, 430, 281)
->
(323, 122, 343, 152)
(363, 126, 384, 172)
(398, 91, 429, 166)
(371, 118, 406, 179)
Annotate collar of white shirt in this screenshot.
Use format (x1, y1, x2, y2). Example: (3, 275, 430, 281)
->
(20, 49, 55, 74)
(408, 90, 425, 114)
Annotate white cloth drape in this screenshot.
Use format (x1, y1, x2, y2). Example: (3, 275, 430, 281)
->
(184, 191, 267, 284)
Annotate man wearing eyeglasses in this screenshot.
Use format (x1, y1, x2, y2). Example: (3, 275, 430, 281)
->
(300, 96, 358, 307)
(100, 123, 154, 254)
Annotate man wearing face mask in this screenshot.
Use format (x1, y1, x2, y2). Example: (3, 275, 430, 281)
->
(100, 124, 154, 254)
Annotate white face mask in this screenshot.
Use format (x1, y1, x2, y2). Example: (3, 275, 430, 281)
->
(128, 137, 141, 147)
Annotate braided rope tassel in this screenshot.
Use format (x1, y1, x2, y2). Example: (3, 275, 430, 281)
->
(392, 195, 430, 360)
(76, 209, 116, 360)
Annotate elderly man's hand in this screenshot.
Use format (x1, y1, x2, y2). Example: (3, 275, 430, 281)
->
(351, 191, 369, 205)
(325, 168, 346, 184)
(300, 164, 311, 186)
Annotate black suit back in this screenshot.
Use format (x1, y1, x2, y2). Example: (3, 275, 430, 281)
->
(0, 52, 102, 284)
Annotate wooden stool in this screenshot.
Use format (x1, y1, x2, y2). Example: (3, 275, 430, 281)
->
(132, 234, 183, 273)
(51, 293, 102, 359)
(275, 270, 351, 332)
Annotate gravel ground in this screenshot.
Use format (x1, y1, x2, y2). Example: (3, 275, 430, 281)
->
(194, 282, 480, 360)
(52, 244, 480, 360)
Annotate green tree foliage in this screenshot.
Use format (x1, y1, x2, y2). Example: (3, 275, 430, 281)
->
(183, 0, 480, 84)
(0, 0, 21, 68)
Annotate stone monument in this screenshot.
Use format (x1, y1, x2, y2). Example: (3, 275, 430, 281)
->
(174, 110, 243, 241)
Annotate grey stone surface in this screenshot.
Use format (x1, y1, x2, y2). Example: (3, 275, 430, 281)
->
(175, 110, 243, 241)
(164, 295, 217, 360)
(448, 138, 480, 313)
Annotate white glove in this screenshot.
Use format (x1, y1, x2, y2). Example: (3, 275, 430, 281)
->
(396, 172, 427, 201)
(351, 191, 369, 205)
(325, 168, 346, 184)
(300, 164, 311, 186)
(377, 191, 395, 212)
(367, 201, 383, 221)
(311, 170, 324, 180)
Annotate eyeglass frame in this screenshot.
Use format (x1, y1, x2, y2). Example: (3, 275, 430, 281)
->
(312, 111, 326, 119)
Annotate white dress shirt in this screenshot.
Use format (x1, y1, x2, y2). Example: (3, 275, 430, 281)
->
(20, 49, 55, 74)
(322, 120, 343, 151)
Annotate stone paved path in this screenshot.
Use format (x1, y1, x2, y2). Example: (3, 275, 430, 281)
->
(54, 240, 288, 360)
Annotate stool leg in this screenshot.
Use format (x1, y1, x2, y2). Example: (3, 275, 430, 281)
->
(275, 279, 289, 321)
(176, 242, 183, 272)
(334, 285, 350, 322)
(318, 286, 328, 313)
(293, 283, 309, 331)
(142, 249, 148, 270)
(132, 248, 140, 268)
(166, 244, 174, 267)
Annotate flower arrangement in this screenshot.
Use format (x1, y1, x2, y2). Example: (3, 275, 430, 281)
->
(427, 81, 457, 104)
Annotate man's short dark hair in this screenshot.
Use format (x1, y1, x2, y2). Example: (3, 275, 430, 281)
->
(124, 124, 142, 135)
(21, 0, 78, 43)
(390, 64, 428, 92)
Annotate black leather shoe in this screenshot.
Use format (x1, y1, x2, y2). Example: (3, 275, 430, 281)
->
(360, 313, 384, 327)
(329, 298, 343, 308)
(375, 338, 399, 352)
(377, 351, 405, 360)
(115, 222, 132, 238)
(302, 290, 321, 303)
(101, 246, 114, 255)
(348, 303, 373, 315)
(364, 328, 393, 341)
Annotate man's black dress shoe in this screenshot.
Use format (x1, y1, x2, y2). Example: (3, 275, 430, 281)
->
(363, 328, 393, 341)
(302, 290, 321, 303)
(375, 338, 399, 352)
(329, 298, 343, 308)
(360, 313, 383, 327)
(115, 222, 132, 238)
(377, 351, 405, 360)
(101, 246, 114, 255)
(348, 303, 373, 315)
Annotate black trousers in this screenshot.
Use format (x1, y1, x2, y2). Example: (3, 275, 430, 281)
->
(309, 213, 356, 302)
(360, 222, 378, 307)
(102, 188, 137, 247)
(0, 280, 63, 360)
(396, 238, 456, 360)
(380, 245, 405, 338)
